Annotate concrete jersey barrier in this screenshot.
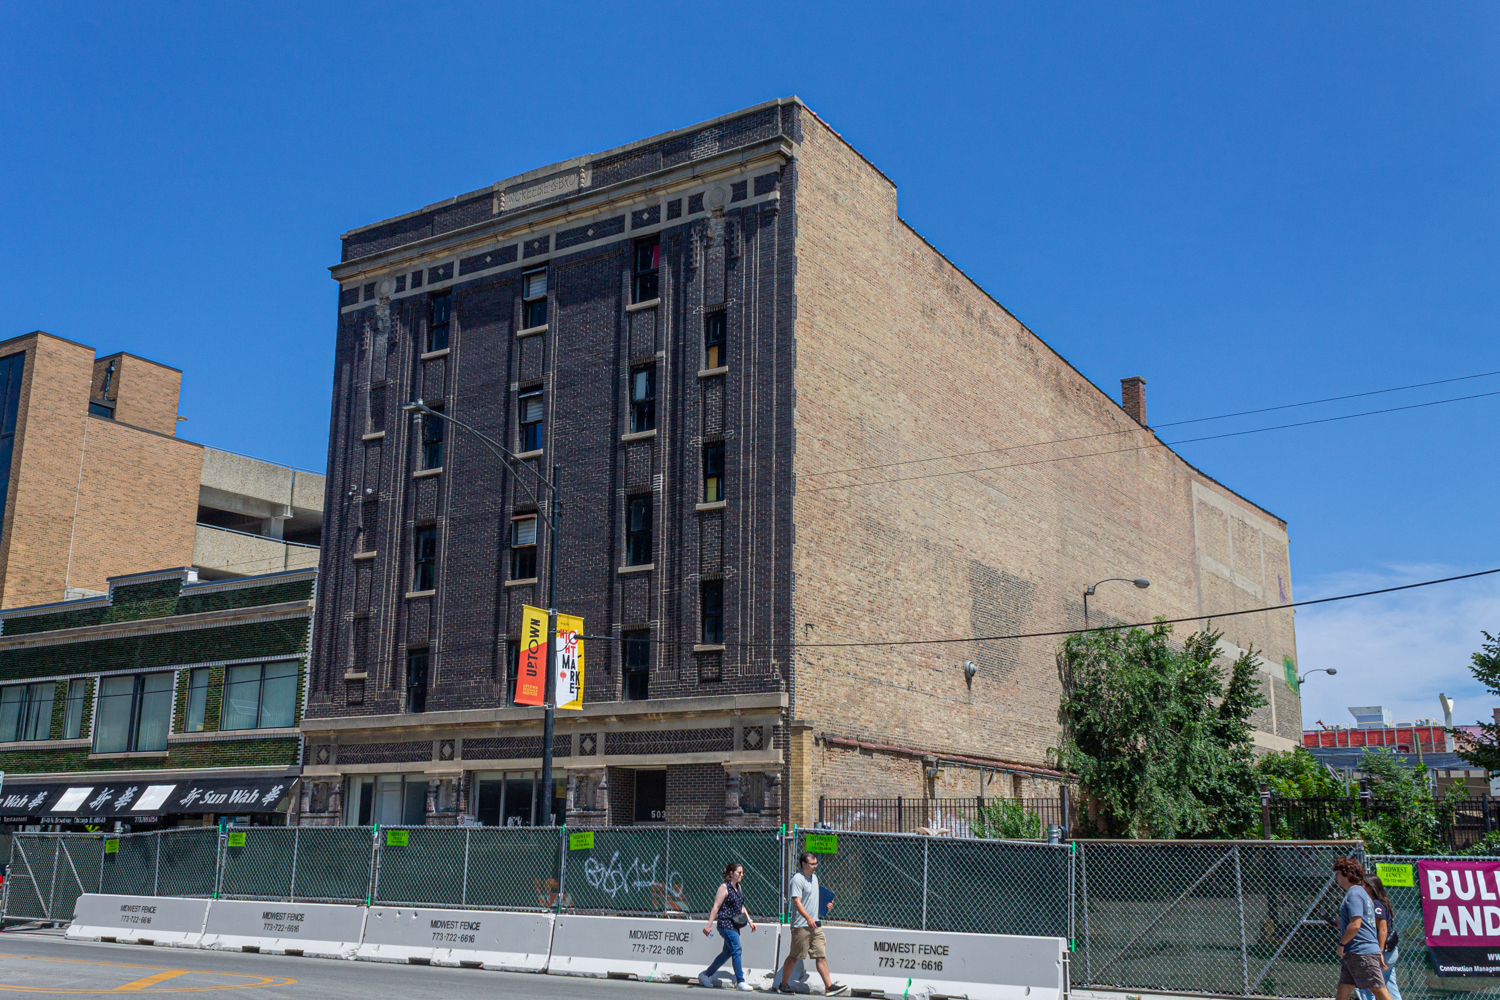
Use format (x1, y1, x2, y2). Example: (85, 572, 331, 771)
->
(199, 899, 366, 959)
(358, 906, 553, 971)
(780, 925, 1067, 1000)
(67, 894, 209, 947)
(548, 914, 781, 984)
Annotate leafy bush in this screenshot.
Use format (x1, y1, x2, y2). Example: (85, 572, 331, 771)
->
(971, 797, 1044, 840)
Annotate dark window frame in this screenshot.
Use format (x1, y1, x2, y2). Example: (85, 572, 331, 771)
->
(705, 312, 727, 369)
(413, 525, 438, 592)
(701, 580, 724, 645)
(623, 631, 650, 701)
(632, 236, 660, 304)
(703, 442, 725, 503)
(421, 407, 445, 470)
(522, 267, 548, 328)
(220, 661, 299, 731)
(630, 366, 656, 433)
(184, 667, 212, 733)
(92, 672, 172, 754)
(405, 648, 429, 713)
(62, 678, 87, 740)
(625, 496, 653, 566)
(0, 681, 54, 742)
(511, 515, 538, 580)
(519, 389, 544, 452)
(428, 292, 452, 352)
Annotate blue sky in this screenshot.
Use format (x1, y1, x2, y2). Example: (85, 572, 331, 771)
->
(3, 2, 1497, 728)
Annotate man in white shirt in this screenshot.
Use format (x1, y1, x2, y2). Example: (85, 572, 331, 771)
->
(777, 852, 848, 996)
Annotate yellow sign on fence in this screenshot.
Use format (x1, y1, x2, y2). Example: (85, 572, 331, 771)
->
(1376, 863, 1414, 887)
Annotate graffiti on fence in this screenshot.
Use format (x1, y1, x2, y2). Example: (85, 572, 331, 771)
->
(581, 851, 686, 910)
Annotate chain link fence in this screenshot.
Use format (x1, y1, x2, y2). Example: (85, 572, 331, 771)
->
(1367, 854, 1491, 1000)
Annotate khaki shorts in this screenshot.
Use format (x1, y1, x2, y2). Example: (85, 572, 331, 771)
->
(790, 925, 826, 961)
(1338, 952, 1385, 990)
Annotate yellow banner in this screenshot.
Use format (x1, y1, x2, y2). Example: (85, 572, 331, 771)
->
(556, 613, 584, 710)
(515, 605, 547, 706)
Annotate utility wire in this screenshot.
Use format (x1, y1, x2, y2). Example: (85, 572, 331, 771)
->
(805, 368, 1500, 481)
(807, 389, 1500, 493)
(580, 567, 1500, 650)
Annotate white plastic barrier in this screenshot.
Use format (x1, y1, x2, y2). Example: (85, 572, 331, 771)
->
(199, 899, 366, 959)
(67, 894, 210, 947)
(776, 925, 1067, 1000)
(548, 914, 781, 985)
(357, 906, 554, 971)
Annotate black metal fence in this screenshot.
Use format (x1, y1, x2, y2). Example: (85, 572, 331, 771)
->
(1266, 796, 1500, 850)
(818, 796, 1066, 836)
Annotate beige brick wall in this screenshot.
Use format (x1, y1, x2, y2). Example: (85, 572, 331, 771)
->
(0, 333, 201, 607)
(787, 113, 1299, 804)
(106, 353, 183, 436)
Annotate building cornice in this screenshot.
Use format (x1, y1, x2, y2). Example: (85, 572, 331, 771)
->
(0, 600, 312, 651)
(302, 691, 788, 736)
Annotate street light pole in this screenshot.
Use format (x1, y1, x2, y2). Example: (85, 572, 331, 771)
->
(402, 400, 563, 827)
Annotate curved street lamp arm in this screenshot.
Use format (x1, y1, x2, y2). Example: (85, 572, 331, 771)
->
(403, 400, 554, 515)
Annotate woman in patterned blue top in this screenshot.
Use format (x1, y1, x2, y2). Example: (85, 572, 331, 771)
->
(700, 861, 758, 991)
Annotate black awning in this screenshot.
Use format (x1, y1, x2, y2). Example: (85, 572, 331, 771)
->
(0, 775, 298, 819)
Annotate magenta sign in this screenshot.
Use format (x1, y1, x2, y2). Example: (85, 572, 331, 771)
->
(1417, 859, 1500, 977)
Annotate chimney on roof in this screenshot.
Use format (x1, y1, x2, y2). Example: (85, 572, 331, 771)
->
(1121, 377, 1147, 426)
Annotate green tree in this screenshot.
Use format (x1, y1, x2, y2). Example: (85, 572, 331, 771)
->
(1049, 623, 1266, 838)
(1256, 746, 1349, 798)
(971, 797, 1044, 839)
(1456, 631, 1500, 771)
(1352, 748, 1463, 855)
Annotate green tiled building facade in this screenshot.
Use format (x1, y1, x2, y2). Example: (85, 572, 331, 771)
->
(0, 567, 313, 831)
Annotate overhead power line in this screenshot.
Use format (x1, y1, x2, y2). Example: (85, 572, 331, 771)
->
(581, 566, 1500, 650)
(806, 388, 1500, 493)
(805, 368, 1500, 482)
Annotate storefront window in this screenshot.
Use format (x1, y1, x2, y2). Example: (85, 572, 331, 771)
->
(347, 774, 427, 827)
(472, 770, 564, 826)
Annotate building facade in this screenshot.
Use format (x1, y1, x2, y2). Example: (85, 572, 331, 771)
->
(305, 98, 1300, 829)
(0, 331, 323, 608)
(0, 567, 313, 832)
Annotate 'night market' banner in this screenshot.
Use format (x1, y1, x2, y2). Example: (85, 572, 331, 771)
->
(1418, 859, 1500, 977)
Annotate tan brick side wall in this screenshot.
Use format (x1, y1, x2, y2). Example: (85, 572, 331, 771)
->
(788, 115, 1299, 799)
(64, 416, 200, 595)
(0, 335, 94, 608)
(109, 354, 182, 436)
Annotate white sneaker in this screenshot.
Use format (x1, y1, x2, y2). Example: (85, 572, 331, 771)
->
(699, 973, 714, 988)
(736, 982, 756, 992)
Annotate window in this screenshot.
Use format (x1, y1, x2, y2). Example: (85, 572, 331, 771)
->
(626, 497, 652, 565)
(413, 526, 437, 591)
(703, 443, 725, 503)
(369, 385, 386, 433)
(705, 313, 726, 369)
(632, 236, 660, 304)
(472, 769, 563, 827)
(739, 772, 764, 814)
(88, 401, 114, 419)
(0, 353, 23, 539)
(62, 678, 87, 740)
(511, 516, 538, 579)
(623, 631, 650, 701)
(221, 662, 298, 730)
(428, 293, 451, 351)
(0, 682, 54, 741)
(523, 268, 547, 328)
(630, 367, 656, 433)
(94, 673, 172, 753)
(421, 408, 445, 469)
(506, 640, 520, 705)
(701, 580, 723, 644)
(184, 668, 212, 733)
(634, 769, 667, 823)
(406, 649, 429, 714)
(348, 774, 428, 826)
(519, 390, 544, 452)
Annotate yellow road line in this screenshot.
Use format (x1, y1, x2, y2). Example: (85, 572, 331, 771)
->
(113, 969, 190, 991)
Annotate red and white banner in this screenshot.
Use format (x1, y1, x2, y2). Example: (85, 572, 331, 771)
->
(1418, 859, 1500, 977)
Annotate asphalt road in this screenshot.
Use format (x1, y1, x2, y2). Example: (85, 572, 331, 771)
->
(0, 929, 716, 998)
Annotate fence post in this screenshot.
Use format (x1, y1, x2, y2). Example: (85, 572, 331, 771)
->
(555, 827, 568, 914)
(1259, 783, 1272, 838)
(367, 825, 380, 906)
(289, 827, 300, 902)
(1060, 786, 1070, 838)
(153, 832, 161, 896)
(461, 828, 471, 907)
(818, 797, 824, 826)
(213, 823, 225, 899)
(1233, 845, 1248, 996)
(47, 838, 61, 923)
(662, 828, 672, 915)
(1078, 842, 1090, 983)
(1067, 841, 1076, 950)
(98, 834, 107, 897)
(920, 838, 929, 931)
(1485, 794, 1493, 835)
(897, 796, 904, 834)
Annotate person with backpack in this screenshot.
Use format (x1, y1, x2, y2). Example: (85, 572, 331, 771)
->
(1357, 875, 1403, 1000)
(699, 861, 758, 991)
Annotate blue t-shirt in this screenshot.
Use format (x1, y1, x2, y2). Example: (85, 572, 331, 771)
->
(1339, 885, 1381, 956)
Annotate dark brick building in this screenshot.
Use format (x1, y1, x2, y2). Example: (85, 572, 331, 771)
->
(0, 567, 313, 831)
(306, 98, 1300, 829)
